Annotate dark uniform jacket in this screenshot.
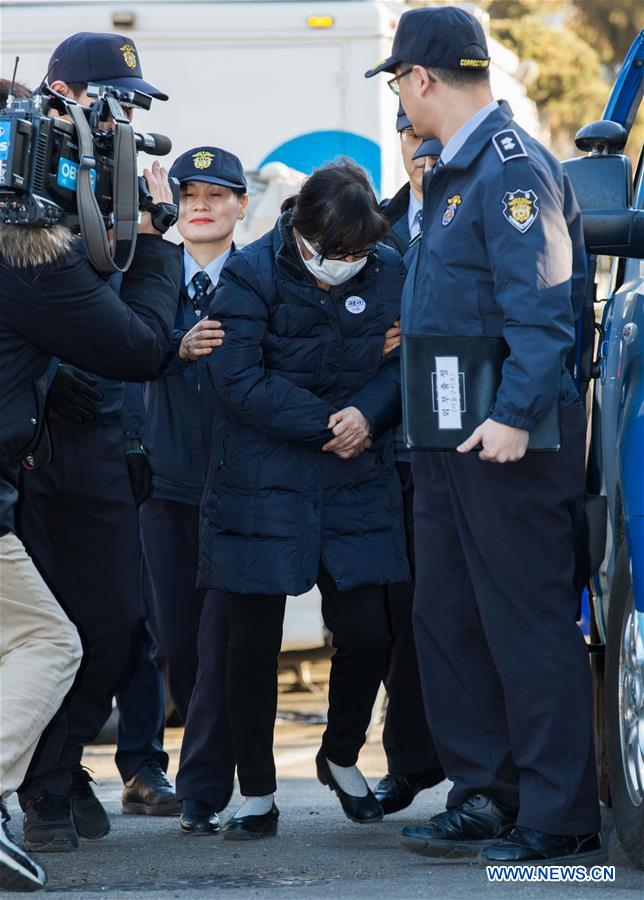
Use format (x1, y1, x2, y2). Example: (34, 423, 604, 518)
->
(0, 234, 182, 534)
(381, 182, 412, 255)
(199, 213, 410, 596)
(143, 247, 235, 506)
(380, 182, 417, 462)
(404, 100, 586, 431)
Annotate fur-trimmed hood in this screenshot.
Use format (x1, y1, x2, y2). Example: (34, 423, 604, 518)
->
(0, 224, 75, 267)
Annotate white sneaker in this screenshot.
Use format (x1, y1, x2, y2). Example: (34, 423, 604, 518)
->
(0, 802, 46, 892)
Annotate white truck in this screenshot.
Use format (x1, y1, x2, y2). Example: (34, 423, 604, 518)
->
(2, 0, 541, 239)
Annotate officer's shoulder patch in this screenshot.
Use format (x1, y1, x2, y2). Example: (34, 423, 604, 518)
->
(491, 129, 527, 163)
(501, 189, 539, 233)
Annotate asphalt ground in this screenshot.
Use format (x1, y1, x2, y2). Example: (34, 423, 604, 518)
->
(4, 663, 644, 899)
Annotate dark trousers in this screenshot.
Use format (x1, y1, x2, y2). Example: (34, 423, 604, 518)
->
(227, 564, 391, 797)
(177, 590, 234, 810)
(382, 462, 443, 776)
(140, 498, 234, 809)
(16, 419, 151, 798)
(115, 563, 168, 783)
(140, 499, 204, 721)
(411, 402, 601, 835)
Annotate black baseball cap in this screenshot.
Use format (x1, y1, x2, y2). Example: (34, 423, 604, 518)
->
(396, 102, 411, 132)
(413, 138, 443, 159)
(169, 146, 247, 191)
(365, 6, 489, 78)
(48, 32, 168, 100)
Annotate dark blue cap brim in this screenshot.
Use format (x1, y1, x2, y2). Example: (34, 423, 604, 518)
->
(396, 112, 411, 131)
(413, 138, 443, 159)
(176, 174, 247, 191)
(364, 55, 399, 78)
(90, 74, 168, 101)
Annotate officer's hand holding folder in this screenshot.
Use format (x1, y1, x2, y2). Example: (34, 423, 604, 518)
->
(401, 335, 560, 452)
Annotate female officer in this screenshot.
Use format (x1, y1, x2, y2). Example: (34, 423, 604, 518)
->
(200, 159, 410, 840)
(140, 146, 246, 836)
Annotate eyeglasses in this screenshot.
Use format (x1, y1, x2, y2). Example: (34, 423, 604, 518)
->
(387, 67, 413, 96)
(309, 237, 374, 261)
(399, 128, 422, 147)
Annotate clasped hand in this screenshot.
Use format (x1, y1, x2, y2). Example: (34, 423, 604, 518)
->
(322, 407, 371, 459)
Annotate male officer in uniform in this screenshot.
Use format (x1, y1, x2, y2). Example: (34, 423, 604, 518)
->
(16, 33, 178, 853)
(366, 6, 602, 864)
(140, 147, 246, 835)
(380, 104, 441, 255)
(373, 112, 445, 815)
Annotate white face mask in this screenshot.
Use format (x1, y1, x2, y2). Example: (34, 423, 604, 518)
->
(298, 234, 369, 286)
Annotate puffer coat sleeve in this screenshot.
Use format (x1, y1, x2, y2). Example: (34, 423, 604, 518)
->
(207, 252, 336, 450)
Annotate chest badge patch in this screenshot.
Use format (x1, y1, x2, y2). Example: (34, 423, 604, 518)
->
(502, 189, 539, 233)
(441, 194, 462, 227)
(345, 296, 366, 314)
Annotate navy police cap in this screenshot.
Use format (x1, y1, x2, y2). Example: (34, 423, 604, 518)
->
(413, 138, 443, 159)
(48, 32, 168, 100)
(169, 146, 247, 191)
(365, 6, 489, 78)
(396, 102, 411, 132)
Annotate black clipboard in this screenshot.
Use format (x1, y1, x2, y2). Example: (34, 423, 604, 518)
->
(401, 335, 560, 451)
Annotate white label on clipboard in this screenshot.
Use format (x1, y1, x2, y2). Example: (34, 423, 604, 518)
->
(435, 356, 462, 430)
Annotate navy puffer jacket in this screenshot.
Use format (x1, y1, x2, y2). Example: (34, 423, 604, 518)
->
(198, 213, 410, 596)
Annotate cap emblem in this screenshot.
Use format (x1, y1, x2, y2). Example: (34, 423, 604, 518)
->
(120, 43, 137, 69)
(193, 150, 215, 170)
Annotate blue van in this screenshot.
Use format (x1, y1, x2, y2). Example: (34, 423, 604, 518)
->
(563, 29, 644, 868)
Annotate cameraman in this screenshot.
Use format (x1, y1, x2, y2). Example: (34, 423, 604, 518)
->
(10, 32, 180, 853)
(0, 106, 180, 898)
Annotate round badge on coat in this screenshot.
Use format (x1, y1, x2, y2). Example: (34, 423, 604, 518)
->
(345, 296, 366, 314)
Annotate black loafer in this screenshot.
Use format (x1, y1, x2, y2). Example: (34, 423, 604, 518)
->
(180, 800, 220, 836)
(401, 794, 517, 862)
(316, 751, 384, 824)
(222, 804, 279, 841)
(374, 768, 444, 815)
(479, 826, 606, 865)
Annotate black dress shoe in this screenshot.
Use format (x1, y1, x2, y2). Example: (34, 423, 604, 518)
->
(374, 768, 444, 815)
(400, 794, 517, 862)
(180, 800, 220, 836)
(316, 751, 384, 824)
(222, 804, 279, 841)
(70, 766, 110, 840)
(22, 793, 79, 853)
(479, 826, 606, 865)
(122, 758, 181, 816)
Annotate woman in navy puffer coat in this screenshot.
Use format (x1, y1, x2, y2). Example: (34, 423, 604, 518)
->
(201, 160, 410, 839)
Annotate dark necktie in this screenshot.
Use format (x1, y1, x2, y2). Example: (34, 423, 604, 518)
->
(190, 270, 212, 316)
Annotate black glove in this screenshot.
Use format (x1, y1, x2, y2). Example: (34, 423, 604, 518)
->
(48, 365, 103, 424)
(125, 438, 152, 506)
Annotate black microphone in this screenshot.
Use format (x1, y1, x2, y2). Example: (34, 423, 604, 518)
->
(135, 132, 172, 156)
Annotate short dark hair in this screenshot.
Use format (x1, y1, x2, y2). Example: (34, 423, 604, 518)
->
(430, 66, 490, 88)
(0, 78, 31, 110)
(286, 158, 388, 258)
(64, 82, 89, 99)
